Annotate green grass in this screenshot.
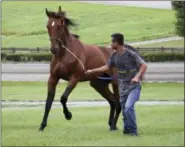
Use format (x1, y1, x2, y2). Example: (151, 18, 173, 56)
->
(135, 39, 185, 48)
(2, 81, 184, 101)
(2, 105, 184, 146)
(2, 1, 176, 48)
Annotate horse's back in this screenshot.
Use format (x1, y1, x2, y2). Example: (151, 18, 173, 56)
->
(84, 44, 113, 59)
(98, 46, 114, 59)
(83, 44, 113, 69)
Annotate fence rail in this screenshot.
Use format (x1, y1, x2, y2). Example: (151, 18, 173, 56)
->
(1, 47, 184, 53)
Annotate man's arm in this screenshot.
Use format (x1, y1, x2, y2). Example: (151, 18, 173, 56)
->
(135, 63, 147, 79)
(85, 52, 116, 75)
(85, 65, 109, 75)
(131, 52, 147, 82)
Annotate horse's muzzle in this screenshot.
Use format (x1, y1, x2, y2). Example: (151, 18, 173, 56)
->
(50, 48, 58, 55)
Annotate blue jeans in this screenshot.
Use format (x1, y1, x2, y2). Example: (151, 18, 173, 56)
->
(119, 81, 141, 134)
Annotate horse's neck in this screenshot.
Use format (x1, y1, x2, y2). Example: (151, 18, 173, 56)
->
(58, 33, 80, 58)
(66, 34, 73, 46)
(66, 33, 86, 63)
(66, 33, 83, 50)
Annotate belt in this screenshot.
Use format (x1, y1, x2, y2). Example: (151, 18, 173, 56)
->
(118, 68, 136, 74)
(118, 68, 137, 79)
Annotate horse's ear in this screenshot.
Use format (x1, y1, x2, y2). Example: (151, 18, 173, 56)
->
(45, 8, 50, 17)
(58, 6, 62, 13)
(62, 11, 66, 17)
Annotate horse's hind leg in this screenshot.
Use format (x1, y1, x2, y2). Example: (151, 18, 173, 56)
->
(39, 75, 59, 131)
(111, 83, 121, 130)
(90, 79, 117, 131)
(110, 68, 121, 130)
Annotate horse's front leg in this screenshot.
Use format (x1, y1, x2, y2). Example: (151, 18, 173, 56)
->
(39, 75, 59, 131)
(60, 75, 79, 120)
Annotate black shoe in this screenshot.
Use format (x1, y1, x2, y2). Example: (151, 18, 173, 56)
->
(123, 130, 129, 134)
(129, 132, 138, 136)
(123, 130, 138, 136)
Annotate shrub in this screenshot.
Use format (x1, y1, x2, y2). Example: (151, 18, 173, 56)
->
(171, 1, 185, 37)
(1, 52, 184, 62)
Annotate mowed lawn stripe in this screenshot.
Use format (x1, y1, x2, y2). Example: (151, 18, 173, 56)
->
(2, 1, 176, 47)
(2, 105, 184, 146)
(2, 81, 184, 101)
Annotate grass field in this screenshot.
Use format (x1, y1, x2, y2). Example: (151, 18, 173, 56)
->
(2, 81, 184, 101)
(2, 105, 184, 146)
(2, 1, 176, 48)
(135, 39, 184, 48)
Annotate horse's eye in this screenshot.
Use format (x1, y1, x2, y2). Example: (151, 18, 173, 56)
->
(57, 26, 60, 30)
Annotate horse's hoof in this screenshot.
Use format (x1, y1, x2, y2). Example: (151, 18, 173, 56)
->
(39, 127, 44, 131)
(64, 111, 72, 120)
(39, 124, 46, 131)
(109, 126, 118, 131)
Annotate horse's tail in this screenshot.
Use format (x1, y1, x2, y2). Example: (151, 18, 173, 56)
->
(124, 44, 138, 53)
(124, 44, 144, 60)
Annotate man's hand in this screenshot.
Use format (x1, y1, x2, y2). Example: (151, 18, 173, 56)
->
(85, 69, 94, 75)
(131, 63, 147, 83)
(131, 76, 139, 83)
(85, 65, 109, 76)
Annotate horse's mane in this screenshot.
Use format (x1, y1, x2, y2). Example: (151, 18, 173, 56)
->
(47, 10, 77, 29)
(72, 34, 80, 39)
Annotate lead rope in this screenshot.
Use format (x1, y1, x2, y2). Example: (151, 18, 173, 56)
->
(60, 41, 113, 80)
(61, 43, 86, 71)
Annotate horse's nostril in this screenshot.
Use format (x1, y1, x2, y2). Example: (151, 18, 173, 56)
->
(50, 48, 57, 54)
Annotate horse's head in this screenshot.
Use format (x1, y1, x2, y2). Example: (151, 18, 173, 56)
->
(45, 6, 76, 55)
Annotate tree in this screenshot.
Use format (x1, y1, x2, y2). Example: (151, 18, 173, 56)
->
(171, 1, 185, 37)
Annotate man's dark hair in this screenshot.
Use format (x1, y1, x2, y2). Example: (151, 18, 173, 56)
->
(111, 33, 124, 45)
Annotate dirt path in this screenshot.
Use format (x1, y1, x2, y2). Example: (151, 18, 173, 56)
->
(2, 62, 184, 82)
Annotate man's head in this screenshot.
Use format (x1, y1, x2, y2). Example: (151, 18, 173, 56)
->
(111, 33, 124, 50)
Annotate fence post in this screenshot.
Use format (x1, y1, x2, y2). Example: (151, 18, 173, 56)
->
(13, 48, 16, 53)
(37, 47, 40, 52)
(161, 47, 164, 52)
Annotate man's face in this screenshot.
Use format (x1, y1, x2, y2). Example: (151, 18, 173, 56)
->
(110, 38, 118, 50)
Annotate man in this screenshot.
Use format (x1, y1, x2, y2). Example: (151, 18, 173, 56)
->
(85, 33, 147, 136)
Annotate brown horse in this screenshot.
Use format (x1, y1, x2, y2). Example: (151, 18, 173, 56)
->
(39, 6, 121, 131)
